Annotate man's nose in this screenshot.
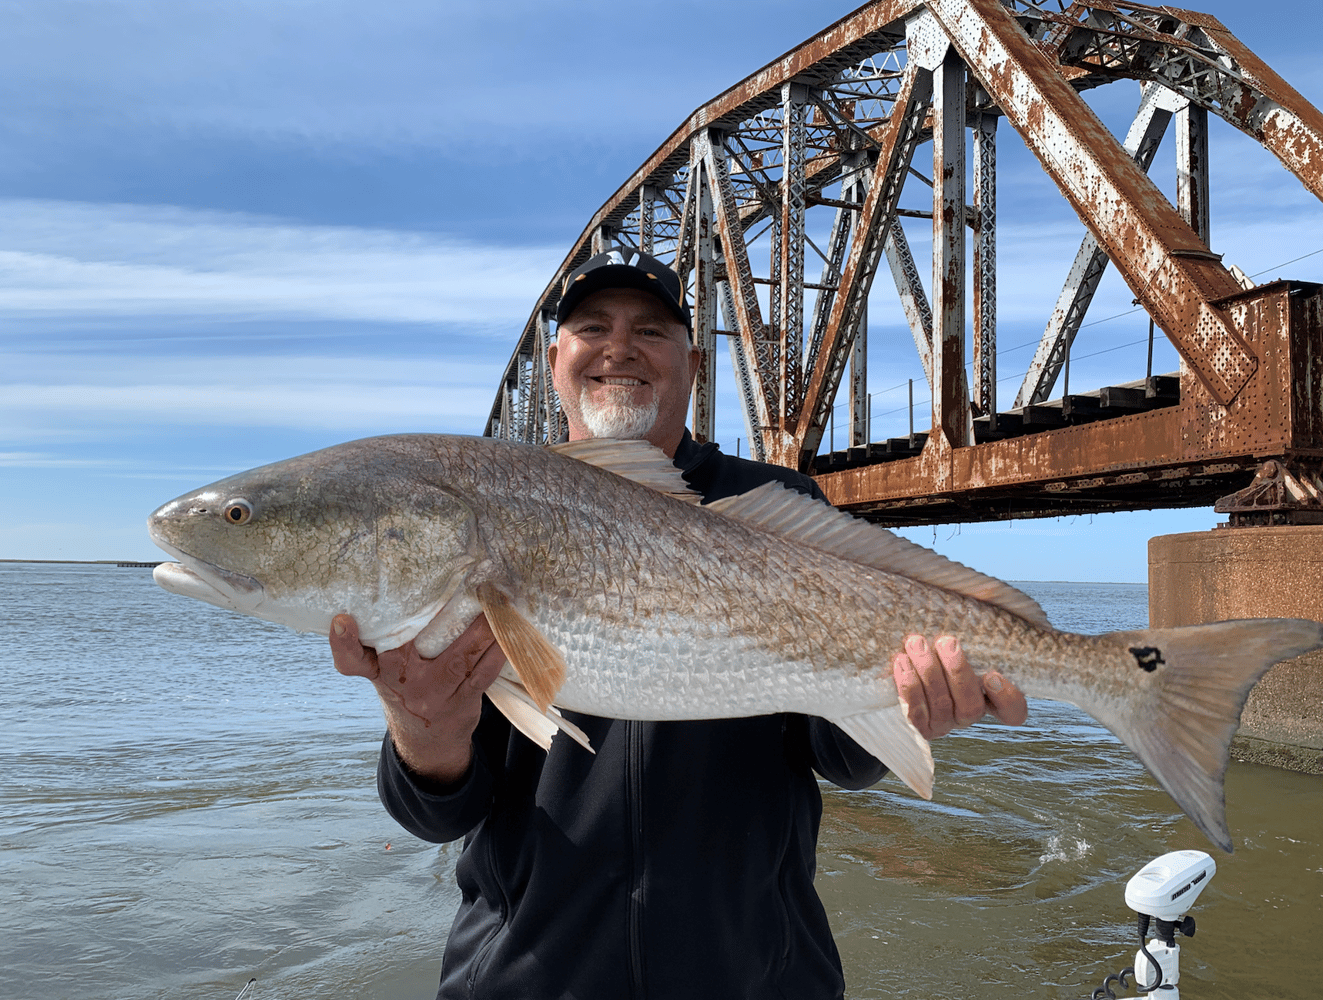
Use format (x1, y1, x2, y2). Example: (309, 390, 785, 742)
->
(601, 326, 638, 358)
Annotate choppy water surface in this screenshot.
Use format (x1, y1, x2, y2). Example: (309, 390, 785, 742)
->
(2, 566, 1320, 999)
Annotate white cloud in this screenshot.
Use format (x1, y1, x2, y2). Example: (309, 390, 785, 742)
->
(1, 352, 500, 436)
(3, 381, 493, 431)
(0, 451, 118, 468)
(0, 1, 871, 150)
(0, 198, 560, 326)
(0, 451, 265, 477)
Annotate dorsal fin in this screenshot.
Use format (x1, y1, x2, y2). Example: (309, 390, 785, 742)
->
(706, 482, 1052, 628)
(549, 438, 700, 503)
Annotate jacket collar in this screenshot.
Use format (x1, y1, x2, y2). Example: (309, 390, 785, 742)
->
(672, 428, 720, 475)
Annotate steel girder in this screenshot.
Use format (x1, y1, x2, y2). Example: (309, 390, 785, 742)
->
(484, 0, 1323, 502)
(882, 219, 933, 386)
(484, 0, 925, 457)
(1014, 79, 1181, 407)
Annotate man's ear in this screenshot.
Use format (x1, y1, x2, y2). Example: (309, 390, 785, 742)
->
(547, 340, 558, 372)
(688, 343, 701, 381)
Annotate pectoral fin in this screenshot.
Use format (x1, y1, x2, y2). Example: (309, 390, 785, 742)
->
(476, 583, 565, 714)
(831, 704, 934, 799)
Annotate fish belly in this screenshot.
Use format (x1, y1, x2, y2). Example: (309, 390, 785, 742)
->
(532, 609, 893, 723)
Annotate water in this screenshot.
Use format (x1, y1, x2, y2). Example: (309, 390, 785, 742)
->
(2, 566, 1320, 999)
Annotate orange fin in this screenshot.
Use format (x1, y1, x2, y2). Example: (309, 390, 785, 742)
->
(476, 583, 565, 713)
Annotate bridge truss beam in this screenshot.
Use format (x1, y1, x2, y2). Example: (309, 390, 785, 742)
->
(484, 0, 1323, 525)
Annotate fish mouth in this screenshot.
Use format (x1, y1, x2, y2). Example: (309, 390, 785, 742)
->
(149, 535, 264, 614)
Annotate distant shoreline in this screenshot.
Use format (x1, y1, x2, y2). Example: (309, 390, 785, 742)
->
(0, 558, 163, 567)
(0, 560, 1144, 585)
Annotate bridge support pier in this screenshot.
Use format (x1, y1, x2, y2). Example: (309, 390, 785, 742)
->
(1149, 527, 1323, 774)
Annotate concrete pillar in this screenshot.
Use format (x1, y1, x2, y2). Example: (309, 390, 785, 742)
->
(1149, 527, 1323, 773)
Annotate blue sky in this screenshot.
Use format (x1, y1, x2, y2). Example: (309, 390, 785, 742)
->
(3, 0, 1322, 583)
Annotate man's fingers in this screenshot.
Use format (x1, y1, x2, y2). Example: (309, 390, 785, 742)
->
(892, 649, 932, 739)
(894, 634, 1024, 739)
(933, 636, 985, 728)
(981, 671, 1029, 726)
(450, 615, 501, 679)
(330, 614, 380, 680)
(904, 634, 955, 738)
(465, 638, 508, 694)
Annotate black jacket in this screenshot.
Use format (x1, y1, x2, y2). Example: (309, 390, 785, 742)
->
(378, 431, 888, 999)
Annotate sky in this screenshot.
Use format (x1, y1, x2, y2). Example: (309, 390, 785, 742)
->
(3, 0, 1322, 583)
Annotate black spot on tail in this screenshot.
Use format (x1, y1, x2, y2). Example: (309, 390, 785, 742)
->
(1129, 646, 1165, 672)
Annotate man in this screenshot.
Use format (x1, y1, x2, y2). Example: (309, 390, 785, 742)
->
(330, 250, 1027, 998)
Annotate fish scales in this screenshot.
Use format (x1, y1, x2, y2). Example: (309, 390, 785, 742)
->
(148, 433, 1323, 851)
(470, 442, 942, 652)
(457, 442, 989, 717)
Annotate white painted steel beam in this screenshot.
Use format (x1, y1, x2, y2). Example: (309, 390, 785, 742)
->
(1178, 103, 1212, 245)
(972, 109, 997, 420)
(779, 82, 809, 429)
(883, 220, 933, 387)
(639, 185, 657, 255)
(690, 149, 717, 443)
(718, 278, 765, 462)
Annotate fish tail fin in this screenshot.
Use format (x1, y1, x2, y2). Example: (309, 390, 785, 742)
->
(832, 703, 934, 799)
(1098, 618, 1323, 852)
(485, 676, 595, 754)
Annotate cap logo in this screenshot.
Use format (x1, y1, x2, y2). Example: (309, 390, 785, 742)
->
(605, 250, 626, 266)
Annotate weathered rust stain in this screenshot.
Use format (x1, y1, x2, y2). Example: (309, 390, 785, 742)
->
(816, 283, 1321, 524)
(928, 0, 1257, 406)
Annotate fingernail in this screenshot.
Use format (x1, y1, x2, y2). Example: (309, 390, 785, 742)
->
(906, 635, 927, 653)
(985, 672, 1004, 692)
(332, 618, 346, 636)
(936, 636, 958, 655)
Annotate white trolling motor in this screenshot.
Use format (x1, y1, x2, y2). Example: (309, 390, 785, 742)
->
(1087, 849, 1217, 999)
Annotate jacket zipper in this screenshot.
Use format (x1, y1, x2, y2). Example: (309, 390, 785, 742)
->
(626, 719, 646, 998)
(467, 825, 508, 996)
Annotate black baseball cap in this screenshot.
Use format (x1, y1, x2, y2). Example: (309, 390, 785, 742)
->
(555, 249, 692, 333)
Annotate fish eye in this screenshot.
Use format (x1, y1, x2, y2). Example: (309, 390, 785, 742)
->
(223, 499, 253, 525)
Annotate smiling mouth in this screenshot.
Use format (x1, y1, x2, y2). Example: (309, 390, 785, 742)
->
(592, 376, 648, 387)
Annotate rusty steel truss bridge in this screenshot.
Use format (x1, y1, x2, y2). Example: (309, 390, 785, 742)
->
(483, 0, 1323, 528)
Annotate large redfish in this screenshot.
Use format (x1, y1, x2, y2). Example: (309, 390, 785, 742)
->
(148, 434, 1323, 851)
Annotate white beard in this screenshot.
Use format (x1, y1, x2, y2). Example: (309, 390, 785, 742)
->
(578, 386, 659, 440)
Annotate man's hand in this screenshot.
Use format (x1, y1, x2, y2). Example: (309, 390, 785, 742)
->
(330, 613, 506, 786)
(893, 634, 1028, 740)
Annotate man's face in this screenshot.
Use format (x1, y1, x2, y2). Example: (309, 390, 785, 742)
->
(548, 287, 700, 456)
